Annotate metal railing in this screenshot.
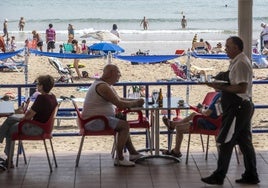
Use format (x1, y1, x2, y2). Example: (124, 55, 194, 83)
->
(1, 80, 268, 135)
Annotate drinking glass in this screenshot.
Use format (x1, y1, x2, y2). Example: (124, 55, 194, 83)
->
(152, 90, 159, 107)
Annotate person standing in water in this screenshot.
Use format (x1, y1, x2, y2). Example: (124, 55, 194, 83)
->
(140, 16, 149, 30)
(181, 15, 187, 29)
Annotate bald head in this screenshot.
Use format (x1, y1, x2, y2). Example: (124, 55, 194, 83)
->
(103, 64, 117, 76)
(101, 64, 121, 84)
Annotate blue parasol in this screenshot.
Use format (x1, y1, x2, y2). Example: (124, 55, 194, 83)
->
(89, 42, 124, 53)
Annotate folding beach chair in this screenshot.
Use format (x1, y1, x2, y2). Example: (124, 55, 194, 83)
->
(48, 57, 73, 83)
(170, 62, 187, 80)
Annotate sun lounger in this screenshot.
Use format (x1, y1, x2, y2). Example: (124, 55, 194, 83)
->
(48, 57, 73, 83)
(0, 60, 25, 72)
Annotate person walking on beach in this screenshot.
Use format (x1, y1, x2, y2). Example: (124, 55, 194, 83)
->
(82, 64, 144, 167)
(181, 15, 187, 29)
(2, 19, 8, 41)
(32, 30, 43, 52)
(140, 16, 148, 30)
(110, 24, 120, 44)
(161, 92, 221, 158)
(71, 39, 82, 79)
(18, 17, 25, 31)
(260, 22, 268, 51)
(46, 23, 56, 52)
(201, 36, 260, 185)
(68, 24, 74, 38)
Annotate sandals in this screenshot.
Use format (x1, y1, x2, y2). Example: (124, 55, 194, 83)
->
(162, 116, 175, 131)
(162, 149, 182, 158)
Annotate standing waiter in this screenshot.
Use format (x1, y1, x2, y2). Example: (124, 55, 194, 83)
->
(201, 36, 260, 185)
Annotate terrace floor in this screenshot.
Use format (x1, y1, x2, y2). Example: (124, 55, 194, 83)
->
(1, 149, 268, 188)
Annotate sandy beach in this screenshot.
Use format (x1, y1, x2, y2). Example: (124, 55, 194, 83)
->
(1, 54, 268, 156)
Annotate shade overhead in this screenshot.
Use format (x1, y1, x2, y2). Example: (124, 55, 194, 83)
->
(115, 55, 180, 64)
(89, 42, 125, 53)
(81, 31, 120, 42)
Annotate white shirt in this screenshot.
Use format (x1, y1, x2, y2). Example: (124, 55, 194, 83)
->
(228, 52, 253, 100)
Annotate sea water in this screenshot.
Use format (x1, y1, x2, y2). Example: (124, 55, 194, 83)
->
(0, 0, 267, 54)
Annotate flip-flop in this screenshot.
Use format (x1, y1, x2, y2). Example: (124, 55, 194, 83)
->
(162, 149, 182, 158)
(162, 149, 171, 155)
(170, 149, 182, 158)
(162, 116, 174, 131)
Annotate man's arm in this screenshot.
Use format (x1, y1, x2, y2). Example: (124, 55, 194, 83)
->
(97, 83, 144, 109)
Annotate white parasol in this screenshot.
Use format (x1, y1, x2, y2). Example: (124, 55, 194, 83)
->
(80, 31, 120, 42)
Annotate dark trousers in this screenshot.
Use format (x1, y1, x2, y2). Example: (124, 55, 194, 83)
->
(214, 100, 258, 179)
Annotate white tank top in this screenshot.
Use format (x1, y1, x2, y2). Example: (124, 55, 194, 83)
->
(81, 79, 115, 119)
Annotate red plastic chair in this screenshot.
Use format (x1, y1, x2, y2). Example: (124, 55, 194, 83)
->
(172, 92, 219, 152)
(72, 100, 117, 167)
(9, 104, 59, 172)
(121, 109, 152, 154)
(186, 114, 222, 164)
(185, 113, 240, 165)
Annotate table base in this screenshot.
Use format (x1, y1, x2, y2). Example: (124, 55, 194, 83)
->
(135, 154, 181, 163)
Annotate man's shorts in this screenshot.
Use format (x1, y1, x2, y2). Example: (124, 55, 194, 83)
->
(47, 41, 55, 50)
(197, 118, 217, 130)
(85, 116, 119, 131)
(37, 41, 43, 47)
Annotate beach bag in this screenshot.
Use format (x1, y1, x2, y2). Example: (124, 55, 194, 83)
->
(82, 71, 89, 78)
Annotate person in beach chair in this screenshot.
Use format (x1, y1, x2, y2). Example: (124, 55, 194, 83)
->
(192, 38, 208, 54)
(47, 57, 73, 83)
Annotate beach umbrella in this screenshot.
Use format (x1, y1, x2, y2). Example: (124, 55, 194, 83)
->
(89, 42, 125, 53)
(81, 31, 120, 42)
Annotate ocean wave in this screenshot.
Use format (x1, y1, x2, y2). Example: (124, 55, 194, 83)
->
(8, 29, 226, 35)
(6, 17, 245, 24)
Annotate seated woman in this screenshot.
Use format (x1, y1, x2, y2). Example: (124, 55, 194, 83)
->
(0, 75, 58, 168)
(162, 92, 221, 158)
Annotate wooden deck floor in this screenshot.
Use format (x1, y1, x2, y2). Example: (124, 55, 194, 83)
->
(1, 150, 268, 188)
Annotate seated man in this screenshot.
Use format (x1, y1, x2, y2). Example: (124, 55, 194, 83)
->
(162, 92, 221, 158)
(82, 64, 144, 167)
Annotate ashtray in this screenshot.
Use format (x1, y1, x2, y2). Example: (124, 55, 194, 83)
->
(178, 100, 184, 106)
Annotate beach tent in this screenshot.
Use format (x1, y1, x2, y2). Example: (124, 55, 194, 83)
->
(114, 55, 180, 64)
